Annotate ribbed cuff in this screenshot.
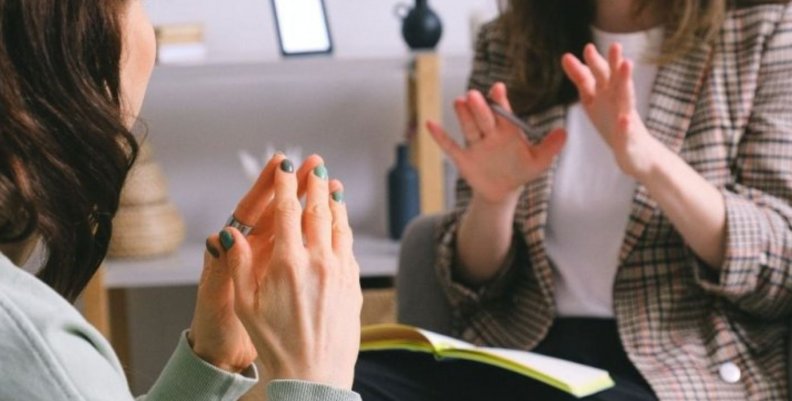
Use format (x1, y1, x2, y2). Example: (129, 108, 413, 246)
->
(144, 330, 258, 401)
(267, 380, 361, 401)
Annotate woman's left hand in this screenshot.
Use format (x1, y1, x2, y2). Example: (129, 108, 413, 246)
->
(187, 153, 325, 373)
(561, 43, 659, 179)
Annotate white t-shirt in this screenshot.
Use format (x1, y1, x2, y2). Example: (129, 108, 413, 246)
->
(545, 26, 664, 318)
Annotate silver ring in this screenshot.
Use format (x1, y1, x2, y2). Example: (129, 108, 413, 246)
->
(226, 215, 254, 236)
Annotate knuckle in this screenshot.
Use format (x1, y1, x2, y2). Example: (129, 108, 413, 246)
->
(305, 202, 331, 222)
(332, 220, 352, 238)
(311, 252, 336, 274)
(275, 197, 302, 215)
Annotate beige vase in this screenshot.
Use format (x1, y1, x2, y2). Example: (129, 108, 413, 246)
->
(108, 143, 185, 258)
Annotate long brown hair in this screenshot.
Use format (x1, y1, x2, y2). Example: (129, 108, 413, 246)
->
(0, 0, 138, 301)
(501, 0, 789, 115)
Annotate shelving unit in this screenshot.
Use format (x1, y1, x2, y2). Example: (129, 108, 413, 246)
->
(102, 234, 400, 289)
(407, 53, 445, 214)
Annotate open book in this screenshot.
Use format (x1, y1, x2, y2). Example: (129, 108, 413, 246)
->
(361, 324, 615, 398)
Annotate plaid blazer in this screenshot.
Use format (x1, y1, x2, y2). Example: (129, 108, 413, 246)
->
(435, 3, 792, 400)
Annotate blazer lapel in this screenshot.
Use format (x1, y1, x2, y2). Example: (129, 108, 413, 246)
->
(617, 37, 715, 264)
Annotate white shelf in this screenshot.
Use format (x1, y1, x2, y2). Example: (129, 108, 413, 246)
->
(103, 234, 400, 289)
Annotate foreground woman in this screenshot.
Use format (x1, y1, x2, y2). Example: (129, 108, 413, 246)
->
(0, 0, 362, 400)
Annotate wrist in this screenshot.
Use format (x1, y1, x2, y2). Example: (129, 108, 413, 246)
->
(471, 188, 521, 211)
(187, 330, 245, 373)
(628, 134, 665, 183)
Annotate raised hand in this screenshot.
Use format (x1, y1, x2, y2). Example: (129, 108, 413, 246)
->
(561, 43, 656, 178)
(427, 82, 566, 205)
(188, 154, 299, 373)
(221, 156, 362, 389)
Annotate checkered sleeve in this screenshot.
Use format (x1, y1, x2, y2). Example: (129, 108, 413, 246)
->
(434, 182, 523, 310)
(692, 3, 792, 319)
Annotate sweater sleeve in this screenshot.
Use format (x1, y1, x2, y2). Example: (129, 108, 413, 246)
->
(267, 380, 361, 401)
(137, 331, 257, 401)
(690, 3, 792, 319)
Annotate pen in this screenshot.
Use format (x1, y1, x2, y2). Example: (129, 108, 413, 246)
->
(486, 99, 543, 144)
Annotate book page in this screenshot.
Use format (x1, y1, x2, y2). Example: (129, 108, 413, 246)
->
(475, 347, 609, 385)
(416, 329, 476, 352)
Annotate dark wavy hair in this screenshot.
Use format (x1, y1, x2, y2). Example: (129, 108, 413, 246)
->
(501, 0, 791, 115)
(0, 0, 138, 301)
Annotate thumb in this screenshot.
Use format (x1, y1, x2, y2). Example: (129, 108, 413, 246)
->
(218, 228, 255, 309)
(528, 128, 567, 168)
(488, 82, 512, 112)
(198, 233, 231, 292)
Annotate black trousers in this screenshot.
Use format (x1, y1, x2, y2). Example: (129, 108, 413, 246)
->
(353, 318, 657, 401)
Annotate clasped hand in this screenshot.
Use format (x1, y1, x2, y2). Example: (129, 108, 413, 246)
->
(189, 153, 362, 390)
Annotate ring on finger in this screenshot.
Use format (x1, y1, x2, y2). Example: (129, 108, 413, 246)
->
(225, 215, 254, 236)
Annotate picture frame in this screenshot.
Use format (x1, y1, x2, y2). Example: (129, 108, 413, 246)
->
(270, 0, 333, 56)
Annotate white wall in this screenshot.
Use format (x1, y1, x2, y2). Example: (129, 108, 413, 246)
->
(144, 0, 498, 63)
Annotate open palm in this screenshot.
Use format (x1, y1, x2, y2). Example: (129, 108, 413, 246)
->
(427, 83, 566, 205)
(561, 43, 653, 177)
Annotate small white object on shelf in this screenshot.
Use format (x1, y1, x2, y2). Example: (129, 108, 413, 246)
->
(157, 43, 208, 65)
(155, 23, 207, 65)
(238, 145, 303, 182)
(104, 233, 400, 289)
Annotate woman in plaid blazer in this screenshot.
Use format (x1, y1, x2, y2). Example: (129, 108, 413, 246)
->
(355, 0, 792, 400)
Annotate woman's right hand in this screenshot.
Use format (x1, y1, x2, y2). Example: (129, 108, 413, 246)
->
(427, 82, 567, 206)
(219, 156, 362, 390)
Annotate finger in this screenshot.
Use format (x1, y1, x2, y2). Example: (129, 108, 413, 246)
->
(219, 228, 255, 307)
(199, 234, 233, 294)
(248, 202, 276, 248)
(528, 128, 567, 169)
(561, 54, 596, 104)
(233, 153, 285, 226)
(302, 162, 332, 253)
(427, 120, 465, 165)
(608, 43, 623, 76)
(198, 234, 223, 286)
(454, 97, 483, 145)
(488, 82, 521, 133)
(488, 82, 513, 113)
(329, 180, 354, 257)
(272, 158, 303, 253)
(205, 234, 221, 260)
(296, 154, 325, 199)
(466, 90, 497, 136)
(583, 44, 610, 89)
(614, 60, 636, 112)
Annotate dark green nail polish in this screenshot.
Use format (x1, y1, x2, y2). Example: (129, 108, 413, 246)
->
(280, 159, 294, 173)
(205, 239, 220, 258)
(219, 230, 235, 251)
(314, 165, 328, 180)
(332, 191, 344, 204)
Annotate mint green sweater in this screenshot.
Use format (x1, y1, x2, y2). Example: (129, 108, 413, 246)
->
(0, 253, 361, 401)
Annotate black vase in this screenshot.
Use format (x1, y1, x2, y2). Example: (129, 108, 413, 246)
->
(388, 144, 421, 240)
(396, 0, 443, 50)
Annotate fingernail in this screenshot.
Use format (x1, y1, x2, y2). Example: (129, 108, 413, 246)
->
(280, 159, 294, 173)
(332, 191, 345, 204)
(313, 165, 328, 180)
(275, 151, 285, 157)
(219, 230, 235, 251)
(205, 239, 220, 258)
